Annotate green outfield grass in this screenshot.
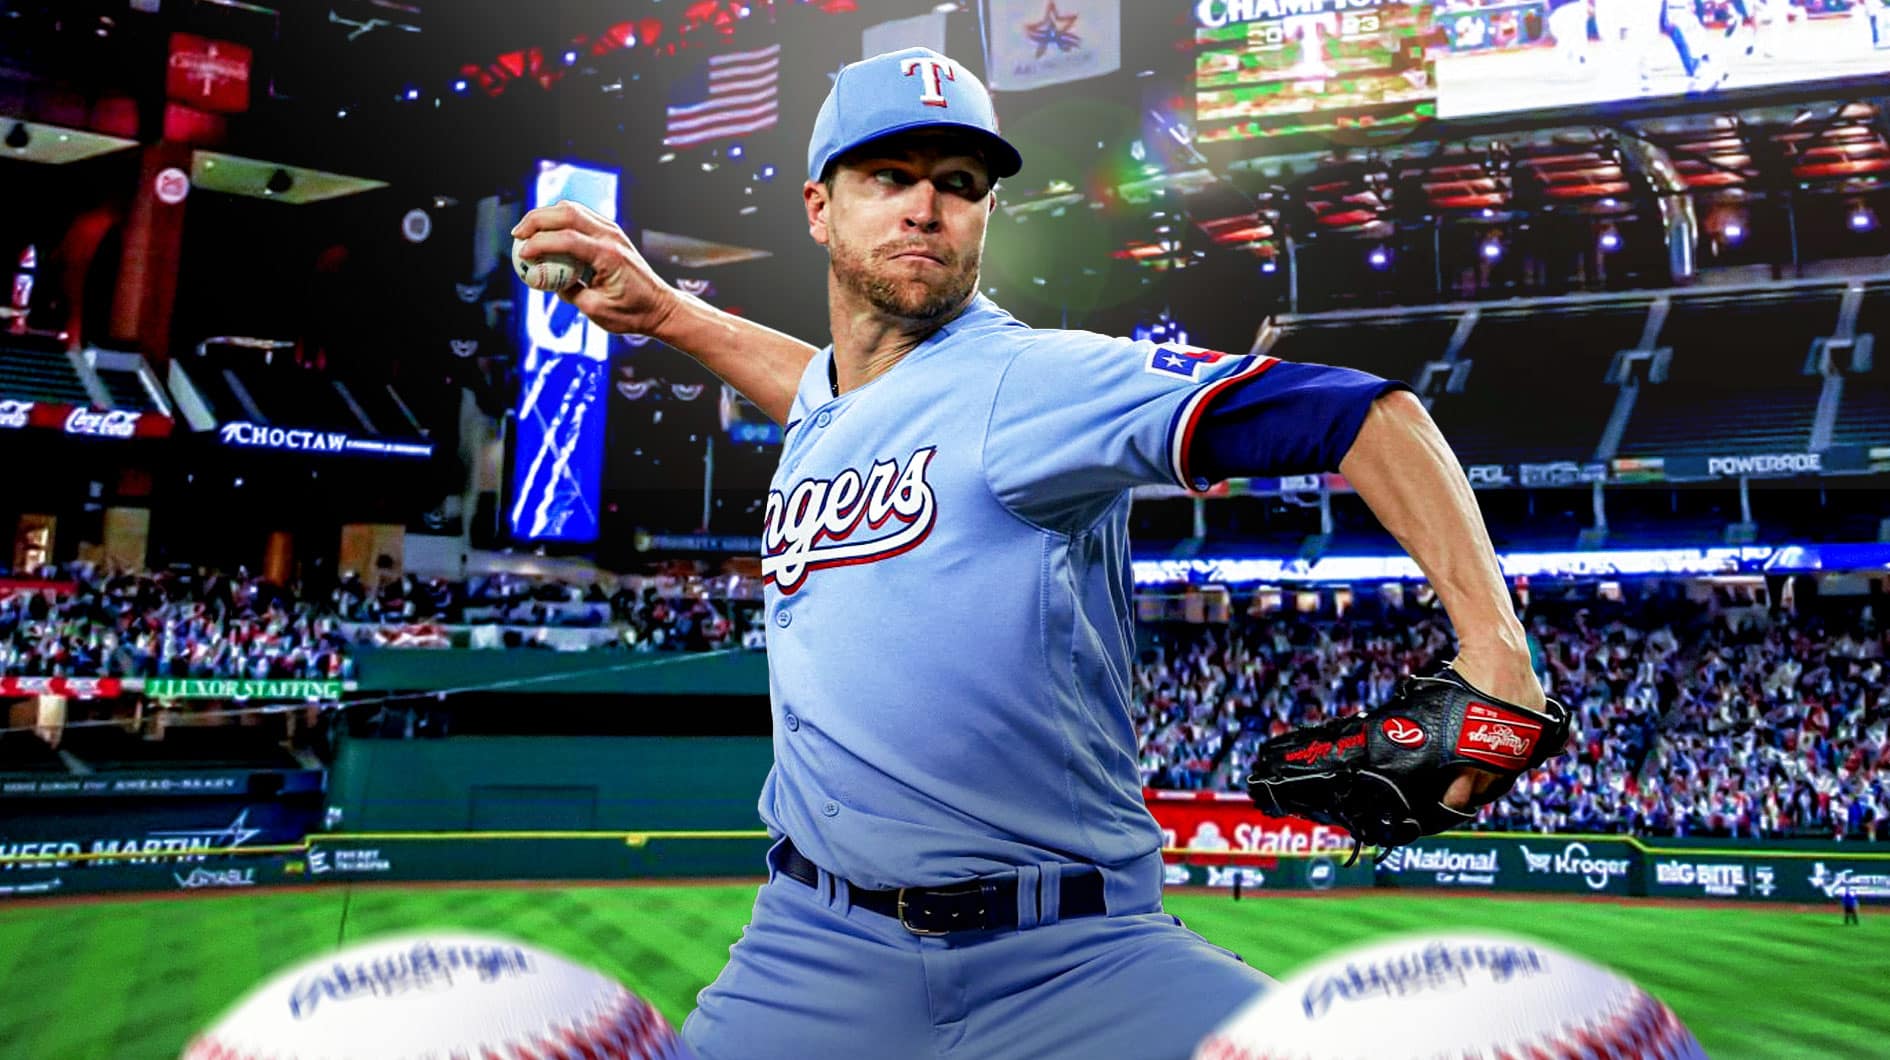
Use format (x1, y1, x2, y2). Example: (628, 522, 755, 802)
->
(0, 884, 1878, 1059)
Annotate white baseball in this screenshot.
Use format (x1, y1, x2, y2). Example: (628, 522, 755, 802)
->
(512, 238, 593, 292)
(182, 932, 690, 1060)
(1194, 931, 1707, 1060)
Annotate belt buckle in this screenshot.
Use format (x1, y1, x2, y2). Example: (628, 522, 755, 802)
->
(896, 887, 951, 936)
(897, 882, 988, 936)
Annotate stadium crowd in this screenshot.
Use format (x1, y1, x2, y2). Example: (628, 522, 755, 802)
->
(0, 563, 352, 680)
(5, 558, 1884, 840)
(0, 562, 763, 678)
(1134, 589, 1890, 841)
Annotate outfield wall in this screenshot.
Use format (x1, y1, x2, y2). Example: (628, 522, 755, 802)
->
(5, 751, 1888, 902)
(327, 736, 775, 832)
(4, 831, 1887, 903)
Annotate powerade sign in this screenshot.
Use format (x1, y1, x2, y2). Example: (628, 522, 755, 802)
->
(509, 160, 616, 543)
(219, 422, 433, 458)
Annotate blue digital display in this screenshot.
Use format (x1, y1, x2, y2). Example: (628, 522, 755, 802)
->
(508, 161, 618, 542)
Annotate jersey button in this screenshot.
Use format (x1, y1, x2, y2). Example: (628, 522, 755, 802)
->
(821, 800, 840, 817)
(815, 411, 832, 428)
(784, 713, 799, 732)
(775, 610, 792, 628)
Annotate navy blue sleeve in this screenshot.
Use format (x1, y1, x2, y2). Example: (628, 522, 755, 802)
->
(1187, 362, 1410, 486)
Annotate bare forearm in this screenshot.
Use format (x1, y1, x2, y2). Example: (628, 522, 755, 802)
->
(654, 293, 819, 425)
(1339, 391, 1526, 655)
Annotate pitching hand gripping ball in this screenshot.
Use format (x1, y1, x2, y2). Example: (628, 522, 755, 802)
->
(1194, 932, 1707, 1060)
(183, 932, 692, 1060)
(512, 238, 594, 292)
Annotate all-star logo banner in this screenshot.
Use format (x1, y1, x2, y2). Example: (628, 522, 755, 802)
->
(985, 0, 1120, 91)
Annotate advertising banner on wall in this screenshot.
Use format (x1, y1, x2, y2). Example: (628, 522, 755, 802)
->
(143, 678, 343, 700)
(0, 802, 320, 890)
(218, 422, 433, 459)
(0, 769, 322, 799)
(1374, 835, 1637, 895)
(0, 854, 298, 898)
(0, 676, 121, 698)
(0, 400, 170, 439)
(1144, 789, 1355, 859)
(1163, 854, 1373, 891)
(1643, 848, 1890, 904)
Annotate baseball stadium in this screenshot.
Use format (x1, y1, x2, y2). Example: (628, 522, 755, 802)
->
(3, 0, 1890, 1057)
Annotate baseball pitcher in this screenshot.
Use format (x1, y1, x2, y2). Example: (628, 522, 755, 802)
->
(515, 47, 1569, 1060)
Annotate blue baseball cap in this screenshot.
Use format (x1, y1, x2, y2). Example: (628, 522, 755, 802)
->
(807, 47, 1023, 184)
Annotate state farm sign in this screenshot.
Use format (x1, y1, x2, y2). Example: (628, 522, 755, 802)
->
(1144, 789, 1353, 859)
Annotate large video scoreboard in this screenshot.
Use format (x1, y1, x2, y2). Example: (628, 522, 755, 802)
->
(1192, 0, 1890, 142)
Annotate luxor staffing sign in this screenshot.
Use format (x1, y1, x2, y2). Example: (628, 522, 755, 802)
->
(508, 161, 616, 543)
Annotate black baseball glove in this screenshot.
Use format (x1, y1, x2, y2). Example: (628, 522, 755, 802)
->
(1246, 667, 1571, 866)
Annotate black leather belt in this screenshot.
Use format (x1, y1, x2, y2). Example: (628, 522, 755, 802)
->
(776, 839, 1107, 936)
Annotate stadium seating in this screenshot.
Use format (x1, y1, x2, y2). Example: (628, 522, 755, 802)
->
(57, 724, 304, 771)
(1429, 303, 1645, 465)
(1616, 288, 1838, 458)
(1266, 311, 1453, 383)
(0, 338, 91, 405)
(170, 346, 436, 443)
(0, 729, 64, 772)
(1829, 281, 1890, 450)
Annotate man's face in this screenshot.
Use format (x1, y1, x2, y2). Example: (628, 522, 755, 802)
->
(806, 132, 995, 323)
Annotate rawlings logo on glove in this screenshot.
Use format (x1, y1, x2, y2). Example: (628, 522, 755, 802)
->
(1246, 667, 1571, 866)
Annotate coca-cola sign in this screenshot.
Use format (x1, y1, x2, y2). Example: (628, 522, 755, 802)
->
(64, 408, 140, 439)
(0, 402, 170, 440)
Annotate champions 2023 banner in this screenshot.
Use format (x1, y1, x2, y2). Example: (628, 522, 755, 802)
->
(509, 161, 617, 543)
(1192, 0, 1890, 142)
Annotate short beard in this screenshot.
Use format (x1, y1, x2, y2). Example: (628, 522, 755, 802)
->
(829, 231, 979, 323)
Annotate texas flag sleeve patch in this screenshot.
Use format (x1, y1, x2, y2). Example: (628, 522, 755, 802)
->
(1143, 343, 1232, 381)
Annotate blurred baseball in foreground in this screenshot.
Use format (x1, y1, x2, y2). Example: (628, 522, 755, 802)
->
(512, 237, 593, 292)
(183, 932, 691, 1059)
(1194, 931, 1707, 1060)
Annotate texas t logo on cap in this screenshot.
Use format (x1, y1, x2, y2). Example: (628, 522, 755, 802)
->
(806, 47, 1023, 183)
(902, 56, 954, 107)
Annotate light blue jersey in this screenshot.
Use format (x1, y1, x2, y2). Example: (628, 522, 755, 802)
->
(683, 47, 1281, 1060)
(756, 294, 1275, 914)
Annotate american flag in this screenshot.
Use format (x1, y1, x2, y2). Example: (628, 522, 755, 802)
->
(663, 42, 781, 149)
